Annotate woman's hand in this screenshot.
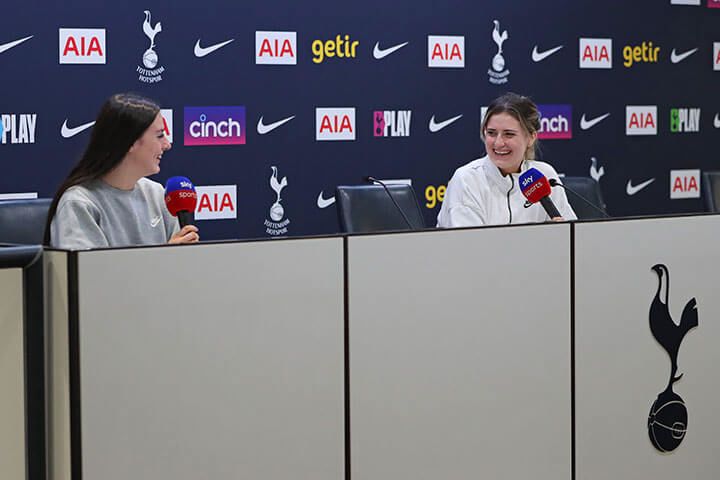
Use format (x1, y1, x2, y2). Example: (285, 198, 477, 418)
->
(168, 225, 200, 244)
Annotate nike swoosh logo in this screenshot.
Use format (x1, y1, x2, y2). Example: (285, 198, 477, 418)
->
(60, 119, 96, 138)
(626, 178, 655, 196)
(0, 35, 33, 54)
(373, 41, 409, 60)
(670, 47, 698, 64)
(429, 114, 463, 133)
(714, 113, 720, 129)
(580, 113, 610, 130)
(531, 45, 563, 62)
(194, 38, 235, 58)
(317, 191, 336, 209)
(257, 115, 295, 135)
(150, 216, 162, 227)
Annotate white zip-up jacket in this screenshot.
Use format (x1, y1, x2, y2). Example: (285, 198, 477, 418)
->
(437, 156, 577, 227)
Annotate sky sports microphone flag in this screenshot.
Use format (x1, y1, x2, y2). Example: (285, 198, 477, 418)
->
(165, 176, 198, 227)
(519, 168, 561, 219)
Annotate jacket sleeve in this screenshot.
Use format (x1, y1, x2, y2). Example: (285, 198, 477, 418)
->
(436, 173, 487, 227)
(51, 199, 110, 249)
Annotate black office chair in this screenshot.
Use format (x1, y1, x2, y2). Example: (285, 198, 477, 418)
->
(0, 198, 52, 245)
(701, 171, 720, 212)
(558, 177, 608, 220)
(335, 184, 426, 233)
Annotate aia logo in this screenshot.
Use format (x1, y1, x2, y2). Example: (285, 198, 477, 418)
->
(59, 28, 105, 64)
(316, 108, 355, 141)
(374, 110, 411, 137)
(537, 104, 572, 140)
(160, 109, 173, 143)
(256, 31, 296, 65)
(579, 38, 612, 69)
(626, 106, 657, 135)
(647, 264, 698, 453)
(670, 169, 700, 199)
(427, 35, 464, 68)
(195, 185, 237, 220)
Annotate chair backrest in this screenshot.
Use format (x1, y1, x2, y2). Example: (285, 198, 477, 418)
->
(0, 198, 52, 245)
(335, 184, 426, 233)
(701, 171, 720, 212)
(559, 177, 607, 220)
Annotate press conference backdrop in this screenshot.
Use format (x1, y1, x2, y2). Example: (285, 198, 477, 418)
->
(1, 0, 718, 240)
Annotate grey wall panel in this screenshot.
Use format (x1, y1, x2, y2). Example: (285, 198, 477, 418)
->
(348, 226, 571, 480)
(75, 239, 344, 480)
(0, 268, 26, 480)
(575, 216, 720, 479)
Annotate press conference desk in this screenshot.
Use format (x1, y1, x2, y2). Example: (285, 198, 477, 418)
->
(7, 214, 720, 480)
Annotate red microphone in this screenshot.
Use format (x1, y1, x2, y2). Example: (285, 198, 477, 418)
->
(164, 176, 198, 227)
(519, 168, 561, 218)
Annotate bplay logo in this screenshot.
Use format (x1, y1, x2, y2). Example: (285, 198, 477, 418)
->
(184, 106, 246, 146)
(160, 109, 173, 143)
(714, 43, 720, 70)
(537, 104, 572, 139)
(312, 35, 358, 64)
(1, 114, 36, 144)
(623, 41, 660, 67)
(428, 35, 464, 68)
(256, 31, 296, 65)
(670, 108, 700, 133)
(59, 28, 105, 64)
(374, 110, 411, 137)
(316, 107, 355, 141)
(488, 20, 510, 84)
(137, 10, 164, 83)
(195, 185, 237, 220)
(579, 38, 612, 69)
(626, 106, 657, 135)
(670, 169, 701, 198)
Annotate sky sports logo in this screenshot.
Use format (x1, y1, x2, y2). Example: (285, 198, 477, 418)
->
(183, 106, 246, 146)
(537, 104, 572, 139)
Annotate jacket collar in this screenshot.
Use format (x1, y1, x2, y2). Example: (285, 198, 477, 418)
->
(481, 155, 531, 193)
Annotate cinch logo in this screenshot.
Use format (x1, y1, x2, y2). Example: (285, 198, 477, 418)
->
(160, 109, 173, 143)
(1, 114, 37, 144)
(312, 35, 358, 64)
(623, 41, 660, 67)
(714, 43, 720, 70)
(709, 0, 720, 8)
(183, 106, 246, 146)
(316, 107, 355, 141)
(670, 108, 701, 133)
(670, 170, 700, 198)
(428, 35, 464, 68)
(579, 38, 612, 69)
(626, 106, 657, 135)
(195, 185, 237, 220)
(256, 31, 296, 65)
(59, 28, 105, 64)
(374, 110, 411, 137)
(537, 104, 572, 139)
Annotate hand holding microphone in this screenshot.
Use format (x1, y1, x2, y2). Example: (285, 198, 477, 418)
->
(164, 176, 200, 244)
(518, 168, 564, 221)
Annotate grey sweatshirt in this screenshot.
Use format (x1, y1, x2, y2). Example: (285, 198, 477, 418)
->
(50, 178, 179, 250)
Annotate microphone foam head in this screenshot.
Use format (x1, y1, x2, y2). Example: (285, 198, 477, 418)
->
(519, 168, 552, 204)
(164, 176, 197, 216)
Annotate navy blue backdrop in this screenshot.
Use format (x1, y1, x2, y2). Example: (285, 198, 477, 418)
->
(1, 0, 718, 239)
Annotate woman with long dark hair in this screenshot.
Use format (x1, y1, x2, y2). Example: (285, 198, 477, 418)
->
(45, 93, 199, 248)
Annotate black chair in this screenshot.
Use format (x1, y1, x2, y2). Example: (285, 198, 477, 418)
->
(0, 198, 52, 245)
(701, 171, 720, 212)
(559, 177, 608, 220)
(335, 184, 426, 233)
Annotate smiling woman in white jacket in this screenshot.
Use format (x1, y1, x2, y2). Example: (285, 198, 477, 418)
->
(437, 92, 576, 227)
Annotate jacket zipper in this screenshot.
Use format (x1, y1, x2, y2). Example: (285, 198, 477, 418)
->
(506, 175, 514, 224)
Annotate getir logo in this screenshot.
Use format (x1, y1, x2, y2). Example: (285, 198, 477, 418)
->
(316, 108, 355, 141)
(312, 35, 358, 64)
(160, 109, 173, 143)
(579, 38, 612, 69)
(714, 43, 720, 70)
(184, 106, 246, 146)
(428, 35, 464, 68)
(670, 108, 700, 133)
(59, 28, 106, 64)
(670, 170, 700, 199)
(1, 114, 37, 144)
(374, 110, 411, 137)
(537, 104, 572, 139)
(626, 106, 657, 135)
(623, 41, 660, 67)
(195, 185, 237, 220)
(256, 31, 296, 65)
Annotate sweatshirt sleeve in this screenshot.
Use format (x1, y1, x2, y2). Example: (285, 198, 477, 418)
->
(437, 172, 487, 228)
(51, 199, 110, 249)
